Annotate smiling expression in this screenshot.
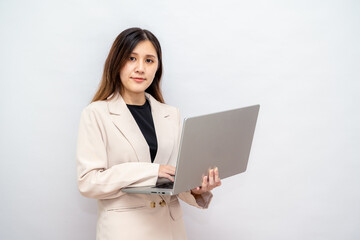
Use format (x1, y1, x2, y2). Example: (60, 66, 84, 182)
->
(119, 40, 159, 104)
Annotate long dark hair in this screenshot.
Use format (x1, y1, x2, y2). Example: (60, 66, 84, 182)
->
(92, 28, 164, 103)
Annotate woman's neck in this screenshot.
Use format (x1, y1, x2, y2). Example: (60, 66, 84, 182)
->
(121, 91, 146, 105)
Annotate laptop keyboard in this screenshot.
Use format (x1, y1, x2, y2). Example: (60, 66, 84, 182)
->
(154, 182, 174, 189)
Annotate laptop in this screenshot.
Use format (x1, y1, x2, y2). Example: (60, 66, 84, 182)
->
(122, 104, 260, 195)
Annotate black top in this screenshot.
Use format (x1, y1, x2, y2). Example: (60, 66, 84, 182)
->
(127, 100, 158, 162)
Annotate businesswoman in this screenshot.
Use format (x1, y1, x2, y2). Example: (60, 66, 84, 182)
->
(76, 28, 221, 240)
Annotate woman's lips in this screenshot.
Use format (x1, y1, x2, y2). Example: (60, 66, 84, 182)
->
(131, 77, 145, 83)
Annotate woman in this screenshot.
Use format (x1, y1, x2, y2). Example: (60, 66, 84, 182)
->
(76, 27, 221, 240)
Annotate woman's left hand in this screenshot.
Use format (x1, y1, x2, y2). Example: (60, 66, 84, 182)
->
(191, 167, 222, 195)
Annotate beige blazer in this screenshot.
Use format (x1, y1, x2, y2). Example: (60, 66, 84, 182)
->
(76, 93, 212, 240)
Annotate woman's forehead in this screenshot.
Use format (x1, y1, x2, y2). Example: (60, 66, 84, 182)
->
(131, 40, 158, 57)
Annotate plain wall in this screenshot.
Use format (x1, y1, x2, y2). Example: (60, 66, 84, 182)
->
(1, 0, 359, 239)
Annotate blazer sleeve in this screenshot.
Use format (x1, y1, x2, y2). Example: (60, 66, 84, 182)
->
(178, 191, 213, 209)
(76, 106, 160, 200)
(174, 108, 213, 209)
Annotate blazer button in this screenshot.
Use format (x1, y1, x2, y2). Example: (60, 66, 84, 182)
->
(159, 200, 166, 207)
(150, 201, 156, 208)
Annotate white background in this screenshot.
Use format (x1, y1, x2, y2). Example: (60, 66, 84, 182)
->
(1, 0, 359, 239)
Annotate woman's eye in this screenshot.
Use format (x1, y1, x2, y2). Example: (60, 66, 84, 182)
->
(146, 59, 153, 63)
(129, 57, 136, 61)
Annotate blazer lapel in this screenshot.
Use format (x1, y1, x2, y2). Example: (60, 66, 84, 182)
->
(146, 93, 175, 165)
(107, 93, 151, 163)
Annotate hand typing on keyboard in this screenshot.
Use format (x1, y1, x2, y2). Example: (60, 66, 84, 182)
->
(158, 165, 175, 182)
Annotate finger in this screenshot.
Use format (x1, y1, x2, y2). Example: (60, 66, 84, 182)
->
(166, 166, 176, 176)
(165, 174, 175, 182)
(209, 169, 214, 186)
(192, 187, 200, 192)
(159, 166, 175, 180)
(202, 175, 208, 192)
(161, 166, 175, 176)
(214, 167, 221, 185)
(165, 169, 175, 177)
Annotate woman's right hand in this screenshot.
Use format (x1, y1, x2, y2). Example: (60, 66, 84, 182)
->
(158, 165, 176, 182)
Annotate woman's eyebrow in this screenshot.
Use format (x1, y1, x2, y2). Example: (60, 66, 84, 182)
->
(131, 52, 157, 58)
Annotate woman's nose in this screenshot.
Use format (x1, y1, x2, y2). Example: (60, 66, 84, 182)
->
(135, 61, 145, 73)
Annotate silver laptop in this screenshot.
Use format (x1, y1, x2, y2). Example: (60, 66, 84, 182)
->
(122, 104, 260, 195)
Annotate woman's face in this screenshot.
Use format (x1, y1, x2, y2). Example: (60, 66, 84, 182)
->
(120, 40, 158, 101)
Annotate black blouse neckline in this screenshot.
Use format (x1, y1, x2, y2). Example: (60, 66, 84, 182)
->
(126, 99, 149, 109)
(126, 99, 157, 162)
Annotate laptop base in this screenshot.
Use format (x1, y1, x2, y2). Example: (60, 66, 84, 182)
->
(122, 186, 176, 195)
